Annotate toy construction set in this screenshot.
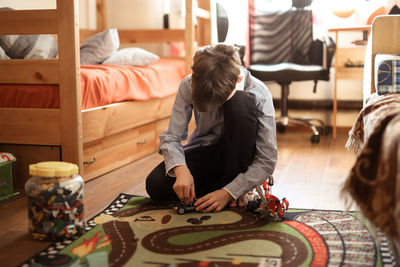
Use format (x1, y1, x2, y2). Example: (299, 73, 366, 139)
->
(174, 176, 289, 220)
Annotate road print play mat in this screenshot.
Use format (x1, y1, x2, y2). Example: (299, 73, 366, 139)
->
(23, 194, 399, 267)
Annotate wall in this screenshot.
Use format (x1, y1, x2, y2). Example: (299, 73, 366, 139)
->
(0, 0, 55, 9)
(103, 0, 191, 55)
(0, 0, 92, 32)
(216, 0, 248, 46)
(107, 0, 164, 29)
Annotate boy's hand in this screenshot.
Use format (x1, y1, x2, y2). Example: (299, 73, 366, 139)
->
(229, 197, 246, 207)
(229, 193, 250, 207)
(173, 165, 195, 204)
(194, 189, 234, 213)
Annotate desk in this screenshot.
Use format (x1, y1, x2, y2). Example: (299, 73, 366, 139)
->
(328, 26, 371, 139)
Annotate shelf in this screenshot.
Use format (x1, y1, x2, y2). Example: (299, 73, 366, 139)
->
(329, 26, 370, 139)
(336, 67, 364, 79)
(328, 26, 371, 32)
(336, 47, 367, 67)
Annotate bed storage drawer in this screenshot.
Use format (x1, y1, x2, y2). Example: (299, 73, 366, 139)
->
(82, 95, 175, 144)
(83, 122, 157, 181)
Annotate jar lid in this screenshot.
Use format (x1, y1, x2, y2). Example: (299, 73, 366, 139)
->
(29, 161, 79, 177)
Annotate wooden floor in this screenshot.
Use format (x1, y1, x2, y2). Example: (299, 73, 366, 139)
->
(0, 128, 358, 267)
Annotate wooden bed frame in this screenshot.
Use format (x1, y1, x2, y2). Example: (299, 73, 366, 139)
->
(0, 0, 211, 185)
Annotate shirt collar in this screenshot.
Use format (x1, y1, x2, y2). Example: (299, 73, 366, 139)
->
(235, 67, 245, 91)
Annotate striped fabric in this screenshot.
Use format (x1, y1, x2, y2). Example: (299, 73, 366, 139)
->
(0, 7, 58, 60)
(375, 54, 400, 95)
(0, 34, 58, 59)
(249, 3, 313, 65)
(0, 46, 10, 60)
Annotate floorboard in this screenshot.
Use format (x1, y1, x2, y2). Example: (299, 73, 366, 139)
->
(0, 128, 358, 267)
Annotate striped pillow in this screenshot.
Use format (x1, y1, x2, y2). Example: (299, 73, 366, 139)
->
(0, 8, 58, 59)
(0, 46, 10, 60)
(0, 34, 58, 59)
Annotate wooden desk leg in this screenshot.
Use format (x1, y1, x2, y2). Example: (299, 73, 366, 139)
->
(333, 74, 337, 139)
(333, 31, 338, 140)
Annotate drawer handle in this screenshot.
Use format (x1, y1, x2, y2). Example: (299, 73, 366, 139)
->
(137, 139, 147, 145)
(84, 157, 96, 165)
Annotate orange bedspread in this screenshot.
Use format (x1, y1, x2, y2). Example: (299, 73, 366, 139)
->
(0, 59, 185, 110)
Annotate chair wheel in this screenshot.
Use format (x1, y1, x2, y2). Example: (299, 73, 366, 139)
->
(311, 134, 320, 143)
(277, 124, 286, 133)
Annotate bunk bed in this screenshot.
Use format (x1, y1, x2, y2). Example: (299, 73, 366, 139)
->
(343, 15, 400, 256)
(0, 0, 212, 184)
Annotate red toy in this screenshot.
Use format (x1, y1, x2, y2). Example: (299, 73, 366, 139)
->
(247, 176, 289, 220)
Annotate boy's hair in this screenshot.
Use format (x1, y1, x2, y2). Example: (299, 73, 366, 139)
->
(191, 44, 242, 112)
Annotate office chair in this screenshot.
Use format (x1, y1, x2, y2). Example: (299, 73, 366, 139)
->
(247, 0, 335, 143)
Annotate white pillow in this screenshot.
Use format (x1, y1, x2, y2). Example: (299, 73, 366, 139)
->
(102, 47, 159, 66)
(0, 46, 10, 59)
(80, 28, 120, 65)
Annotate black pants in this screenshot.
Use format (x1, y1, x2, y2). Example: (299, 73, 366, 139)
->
(145, 90, 258, 201)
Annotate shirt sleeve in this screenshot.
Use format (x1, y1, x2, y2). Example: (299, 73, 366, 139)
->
(159, 76, 194, 176)
(223, 75, 278, 198)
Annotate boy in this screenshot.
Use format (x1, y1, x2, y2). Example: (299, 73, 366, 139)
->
(146, 44, 277, 212)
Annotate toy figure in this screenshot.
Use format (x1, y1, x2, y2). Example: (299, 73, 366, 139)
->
(262, 175, 274, 193)
(246, 176, 289, 221)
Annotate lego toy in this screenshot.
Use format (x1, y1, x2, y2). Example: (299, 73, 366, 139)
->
(25, 162, 85, 241)
(246, 176, 289, 221)
(172, 176, 289, 219)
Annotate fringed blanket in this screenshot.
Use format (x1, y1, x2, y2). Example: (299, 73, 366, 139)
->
(346, 93, 400, 155)
(343, 92, 400, 255)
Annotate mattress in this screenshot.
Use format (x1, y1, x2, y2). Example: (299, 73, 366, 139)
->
(0, 59, 185, 110)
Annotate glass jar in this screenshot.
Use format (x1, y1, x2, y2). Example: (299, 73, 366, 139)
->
(25, 161, 85, 241)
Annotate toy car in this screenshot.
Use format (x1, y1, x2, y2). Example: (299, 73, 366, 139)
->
(173, 202, 197, 215)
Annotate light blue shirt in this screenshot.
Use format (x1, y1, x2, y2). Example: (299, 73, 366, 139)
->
(159, 68, 277, 198)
